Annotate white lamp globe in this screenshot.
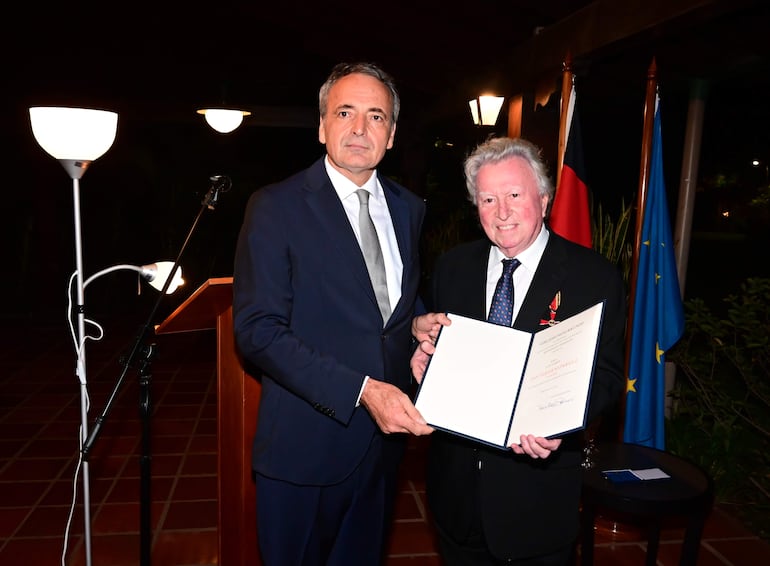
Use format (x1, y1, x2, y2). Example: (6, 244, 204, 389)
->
(197, 108, 250, 134)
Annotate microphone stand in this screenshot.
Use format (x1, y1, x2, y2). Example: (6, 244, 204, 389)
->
(81, 175, 231, 566)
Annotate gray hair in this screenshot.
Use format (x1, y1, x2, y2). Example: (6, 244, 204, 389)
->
(318, 62, 400, 124)
(464, 137, 554, 206)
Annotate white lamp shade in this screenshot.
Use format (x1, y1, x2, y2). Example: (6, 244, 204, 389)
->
(143, 262, 184, 294)
(83, 262, 185, 294)
(29, 107, 118, 161)
(469, 95, 505, 126)
(197, 108, 251, 134)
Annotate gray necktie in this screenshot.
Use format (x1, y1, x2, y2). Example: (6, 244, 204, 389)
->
(356, 189, 391, 324)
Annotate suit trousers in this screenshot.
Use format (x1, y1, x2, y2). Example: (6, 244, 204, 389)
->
(435, 521, 574, 566)
(255, 433, 392, 566)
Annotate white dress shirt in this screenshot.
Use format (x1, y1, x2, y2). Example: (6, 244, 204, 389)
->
(485, 226, 550, 324)
(324, 157, 404, 404)
(325, 157, 403, 312)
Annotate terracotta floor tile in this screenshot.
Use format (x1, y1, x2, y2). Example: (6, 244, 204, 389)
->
(152, 453, 185, 476)
(15, 505, 76, 537)
(0, 507, 30, 538)
(155, 403, 205, 420)
(0, 536, 71, 566)
(0, 480, 52, 507)
(153, 435, 196, 454)
(186, 434, 217, 453)
(705, 537, 770, 565)
(171, 475, 217, 501)
(74, 532, 143, 566)
(152, 530, 218, 566)
(162, 500, 218, 530)
(392, 490, 424, 522)
(703, 505, 759, 538)
(194, 419, 218, 435)
(582, 542, 650, 564)
(1, 457, 71, 482)
(91, 501, 165, 533)
(152, 416, 200, 437)
(3, 319, 770, 565)
(386, 519, 441, 555)
(88, 454, 131, 477)
(180, 453, 217, 475)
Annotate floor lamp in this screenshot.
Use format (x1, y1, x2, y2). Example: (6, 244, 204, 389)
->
(29, 107, 118, 566)
(30, 107, 200, 566)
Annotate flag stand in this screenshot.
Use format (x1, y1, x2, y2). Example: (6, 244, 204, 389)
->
(556, 52, 573, 188)
(551, 52, 593, 248)
(623, 57, 659, 412)
(582, 57, 661, 542)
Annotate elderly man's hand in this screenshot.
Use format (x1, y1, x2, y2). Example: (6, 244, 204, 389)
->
(411, 312, 451, 344)
(510, 435, 562, 459)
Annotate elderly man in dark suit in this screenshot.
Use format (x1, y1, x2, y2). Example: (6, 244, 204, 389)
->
(233, 62, 433, 566)
(411, 136, 627, 565)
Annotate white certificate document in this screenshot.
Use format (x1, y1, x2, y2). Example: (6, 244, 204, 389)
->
(414, 301, 604, 449)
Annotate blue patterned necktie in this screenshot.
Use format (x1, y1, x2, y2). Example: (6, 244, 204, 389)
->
(487, 258, 520, 326)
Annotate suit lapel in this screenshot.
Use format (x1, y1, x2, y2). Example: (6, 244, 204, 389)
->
(467, 242, 493, 320)
(302, 160, 377, 305)
(301, 160, 416, 323)
(515, 236, 569, 330)
(381, 176, 412, 320)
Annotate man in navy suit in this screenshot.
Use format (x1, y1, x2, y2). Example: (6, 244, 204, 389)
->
(233, 62, 433, 566)
(411, 137, 627, 565)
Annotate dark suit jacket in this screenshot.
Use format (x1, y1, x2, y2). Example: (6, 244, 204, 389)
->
(232, 157, 425, 486)
(424, 233, 626, 560)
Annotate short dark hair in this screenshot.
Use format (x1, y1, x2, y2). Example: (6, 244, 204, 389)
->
(318, 62, 400, 124)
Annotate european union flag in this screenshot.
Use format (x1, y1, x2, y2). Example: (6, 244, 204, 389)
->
(623, 95, 685, 450)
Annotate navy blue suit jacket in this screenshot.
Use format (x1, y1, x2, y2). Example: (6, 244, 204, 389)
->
(424, 233, 626, 560)
(233, 157, 425, 486)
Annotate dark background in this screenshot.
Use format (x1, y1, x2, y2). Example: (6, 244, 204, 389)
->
(4, 0, 770, 323)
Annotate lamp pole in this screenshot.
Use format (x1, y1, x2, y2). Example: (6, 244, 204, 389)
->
(71, 172, 94, 566)
(59, 158, 99, 566)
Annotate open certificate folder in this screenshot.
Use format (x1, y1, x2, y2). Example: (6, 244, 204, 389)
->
(414, 301, 605, 449)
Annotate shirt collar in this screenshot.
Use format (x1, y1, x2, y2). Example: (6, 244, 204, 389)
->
(491, 225, 550, 271)
(324, 156, 379, 201)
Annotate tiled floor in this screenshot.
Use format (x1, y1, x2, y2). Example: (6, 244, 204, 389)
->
(2, 311, 770, 565)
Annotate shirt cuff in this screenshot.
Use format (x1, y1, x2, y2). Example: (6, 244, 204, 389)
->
(356, 375, 370, 407)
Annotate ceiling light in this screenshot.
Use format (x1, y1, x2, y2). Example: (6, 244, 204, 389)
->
(196, 108, 251, 134)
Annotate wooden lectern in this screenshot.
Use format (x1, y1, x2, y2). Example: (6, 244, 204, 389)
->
(156, 277, 260, 565)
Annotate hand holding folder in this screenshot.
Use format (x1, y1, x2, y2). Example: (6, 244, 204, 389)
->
(414, 302, 605, 449)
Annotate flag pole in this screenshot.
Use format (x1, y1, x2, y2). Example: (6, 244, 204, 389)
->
(620, 57, 658, 439)
(556, 51, 573, 189)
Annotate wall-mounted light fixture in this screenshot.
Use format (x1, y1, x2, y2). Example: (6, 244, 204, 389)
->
(196, 107, 251, 134)
(468, 95, 505, 126)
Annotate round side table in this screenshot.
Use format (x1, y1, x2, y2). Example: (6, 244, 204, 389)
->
(580, 442, 714, 566)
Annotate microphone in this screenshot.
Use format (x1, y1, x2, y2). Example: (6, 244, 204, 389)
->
(202, 174, 232, 209)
